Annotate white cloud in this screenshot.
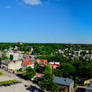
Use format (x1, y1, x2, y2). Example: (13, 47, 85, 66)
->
(23, 0, 41, 5)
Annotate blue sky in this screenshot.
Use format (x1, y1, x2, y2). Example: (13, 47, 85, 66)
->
(0, 0, 92, 43)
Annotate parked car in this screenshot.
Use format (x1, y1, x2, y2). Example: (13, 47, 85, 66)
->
(26, 86, 44, 92)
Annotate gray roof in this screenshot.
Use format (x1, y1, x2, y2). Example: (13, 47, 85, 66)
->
(1, 60, 10, 65)
(53, 76, 73, 86)
(86, 87, 92, 92)
(89, 83, 92, 87)
(86, 82, 92, 92)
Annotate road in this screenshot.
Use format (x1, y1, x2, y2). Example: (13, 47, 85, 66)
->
(0, 68, 39, 88)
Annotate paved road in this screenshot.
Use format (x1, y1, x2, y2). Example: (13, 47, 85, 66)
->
(0, 68, 39, 88)
(0, 68, 48, 92)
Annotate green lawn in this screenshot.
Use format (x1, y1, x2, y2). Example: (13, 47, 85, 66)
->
(0, 80, 18, 85)
(0, 72, 3, 76)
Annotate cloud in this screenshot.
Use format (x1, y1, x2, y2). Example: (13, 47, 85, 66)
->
(23, 0, 41, 5)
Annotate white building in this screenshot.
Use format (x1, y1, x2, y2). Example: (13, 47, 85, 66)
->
(8, 61, 22, 72)
(6, 50, 23, 61)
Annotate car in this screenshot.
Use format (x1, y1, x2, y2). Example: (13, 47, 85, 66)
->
(26, 86, 36, 91)
(32, 77, 43, 84)
(33, 88, 44, 92)
(0, 85, 4, 87)
(6, 83, 11, 86)
(13, 81, 19, 84)
(26, 86, 44, 92)
(3, 84, 8, 86)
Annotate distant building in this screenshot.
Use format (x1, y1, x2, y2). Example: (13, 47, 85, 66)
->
(18, 42, 23, 45)
(53, 76, 74, 92)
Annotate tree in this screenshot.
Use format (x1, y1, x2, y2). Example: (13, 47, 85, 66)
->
(34, 64, 40, 72)
(54, 68, 63, 77)
(10, 54, 13, 61)
(40, 65, 59, 92)
(61, 63, 76, 77)
(40, 73, 59, 92)
(23, 67, 36, 79)
(1, 56, 8, 60)
(43, 65, 52, 75)
(50, 82, 59, 92)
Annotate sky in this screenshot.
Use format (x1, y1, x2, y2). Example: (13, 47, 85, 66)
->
(0, 0, 92, 43)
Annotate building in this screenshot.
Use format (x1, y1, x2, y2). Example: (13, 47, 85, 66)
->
(18, 42, 23, 45)
(8, 61, 22, 72)
(37, 59, 48, 66)
(6, 50, 23, 61)
(53, 76, 74, 92)
(1, 60, 11, 70)
(49, 62, 60, 69)
(22, 61, 34, 69)
(77, 82, 92, 92)
(86, 82, 92, 92)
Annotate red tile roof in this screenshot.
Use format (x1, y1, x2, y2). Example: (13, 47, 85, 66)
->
(26, 56, 30, 59)
(40, 60, 48, 63)
(36, 73, 41, 77)
(22, 61, 34, 65)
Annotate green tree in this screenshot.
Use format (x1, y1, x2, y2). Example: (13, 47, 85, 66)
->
(40, 73, 59, 92)
(40, 65, 59, 92)
(10, 54, 13, 61)
(61, 63, 76, 77)
(43, 65, 52, 75)
(23, 67, 36, 79)
(54, 68, 63, 77)
(2, 56, 8, 60)
(50, 82, 59, 92)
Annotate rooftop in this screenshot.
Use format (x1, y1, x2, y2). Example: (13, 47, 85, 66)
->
(53, 76, 73, 86)
(22, 61, 34, 65)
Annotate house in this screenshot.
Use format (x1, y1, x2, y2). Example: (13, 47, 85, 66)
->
(49, 62, 60, 69)
(8, 61, 22, 72)
(77, 82, 92, 92)
(53, 76, 74, 92)
(32, 73, 43, 82)
(6, 50, 23, 61)
(34, 73, 43, 78)
(76, 86, 86, 92)
(18, 42, 23, 45)
(37, 59, 48, 66)
(86, 82, 92, 92)
(30, 55, 36, 61)
(22, 61, 34, 69)
(26, 56, 31, 60)
(1, 60, 11, 70)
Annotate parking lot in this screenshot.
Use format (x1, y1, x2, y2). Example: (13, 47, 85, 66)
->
(0, 82, 30, 92)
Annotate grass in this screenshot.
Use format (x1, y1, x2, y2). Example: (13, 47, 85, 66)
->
(0, 72, 3, 76)
(0, 80, 19, 85)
